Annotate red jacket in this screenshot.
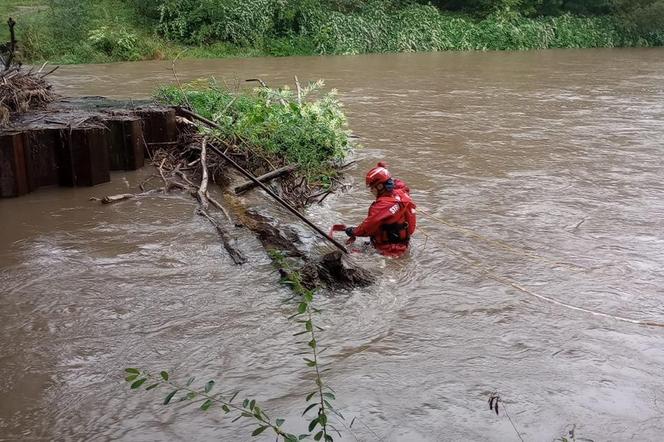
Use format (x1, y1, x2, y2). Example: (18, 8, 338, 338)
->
(353, 179, 416, 257)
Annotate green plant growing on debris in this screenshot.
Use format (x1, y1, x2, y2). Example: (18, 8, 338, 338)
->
(156, 78, 352, 184)
(124, 250, 342, 441)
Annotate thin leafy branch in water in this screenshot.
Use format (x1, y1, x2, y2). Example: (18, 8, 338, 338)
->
(488, 393, 524, 442)
(122, 249, 348, 440)
(123, 369, 302, 440)
(271, 250, 344, 442)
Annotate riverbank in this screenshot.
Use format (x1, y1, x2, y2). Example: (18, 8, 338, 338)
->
(2, 1, 662, 65)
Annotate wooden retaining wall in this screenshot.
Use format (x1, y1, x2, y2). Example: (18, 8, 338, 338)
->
(0, 106, 178, 198)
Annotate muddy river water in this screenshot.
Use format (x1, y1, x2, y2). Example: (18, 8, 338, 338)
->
(1, 49, 664, 441)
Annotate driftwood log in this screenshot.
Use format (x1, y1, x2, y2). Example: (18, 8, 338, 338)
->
(234, 164, 297, 195)
(195, 138, 247, 265)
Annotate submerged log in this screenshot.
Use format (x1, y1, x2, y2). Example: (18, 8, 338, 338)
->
(59, 126, 110, 187)
(241, 209, 304, 258)
(198, 208, 247, 265)
(193, 137, 245, 264)
(233, 164, 297, 195)
(105, 116, 144, 171)
(223, 194, 374, 287)
(0, 131, 29, 197)
(310, 250, 376, 289)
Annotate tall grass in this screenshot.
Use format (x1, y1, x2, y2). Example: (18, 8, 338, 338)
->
(156, 1, 663, 56)
(1, 0, 662, 64)
(298, 5, 653, 55)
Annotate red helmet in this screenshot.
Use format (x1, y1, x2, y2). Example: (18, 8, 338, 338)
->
(365, 161, 392, 187)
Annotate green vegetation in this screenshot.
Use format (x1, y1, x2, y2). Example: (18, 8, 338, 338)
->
(1, 0, 662, 63)
(157, 79, 351, 181)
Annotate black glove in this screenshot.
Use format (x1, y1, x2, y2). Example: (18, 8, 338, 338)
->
(345, 226, 355, 237)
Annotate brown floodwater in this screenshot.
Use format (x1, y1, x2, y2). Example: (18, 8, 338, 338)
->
(1, 49, 664, 441)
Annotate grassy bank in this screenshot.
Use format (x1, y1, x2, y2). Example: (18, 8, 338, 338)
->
(1, 0, 663, 65)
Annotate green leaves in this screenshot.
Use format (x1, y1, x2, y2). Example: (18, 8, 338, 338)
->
(160, 371, 169, 381)
(164, 390, 178, 405)
(130, 378, 147, 389)
(200, 399, 213, 411)
(297, 302, 308, 314)
(251, 426, 268, 436)
(125, 368, 139, 374)
(302, 403, 318, 416)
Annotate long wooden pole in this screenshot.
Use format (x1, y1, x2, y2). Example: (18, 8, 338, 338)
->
(178, 107, 349, 254)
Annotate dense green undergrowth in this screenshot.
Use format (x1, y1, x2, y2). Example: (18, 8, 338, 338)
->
(1, 0, 663, 64)
(157, 79, 351, 180)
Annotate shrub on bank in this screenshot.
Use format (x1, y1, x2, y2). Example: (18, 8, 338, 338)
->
(156, 80, 352, 178)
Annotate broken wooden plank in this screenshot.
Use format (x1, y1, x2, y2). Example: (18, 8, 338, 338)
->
(59, 126, 110, 187)
(0, 131, 29, 197)
(105, 116, 144, 171)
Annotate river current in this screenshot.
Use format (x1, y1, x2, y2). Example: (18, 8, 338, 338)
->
(1, 49, 664, 441)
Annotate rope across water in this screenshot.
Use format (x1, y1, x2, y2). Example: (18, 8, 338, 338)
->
(418, 209, 664, 329)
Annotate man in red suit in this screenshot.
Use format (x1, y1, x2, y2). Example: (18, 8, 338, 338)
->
(344, 162, 417, 257)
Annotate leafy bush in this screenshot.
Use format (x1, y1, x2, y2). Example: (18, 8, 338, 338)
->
(156, 79, 352, 176)
(89, 26, 141, 60)
(157, 0, 278, 45)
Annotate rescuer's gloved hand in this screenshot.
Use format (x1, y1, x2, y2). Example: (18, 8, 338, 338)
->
(345, 226, 355, 237)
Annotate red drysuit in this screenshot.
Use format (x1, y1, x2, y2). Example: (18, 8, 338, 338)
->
(352, 179, 417, 257)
